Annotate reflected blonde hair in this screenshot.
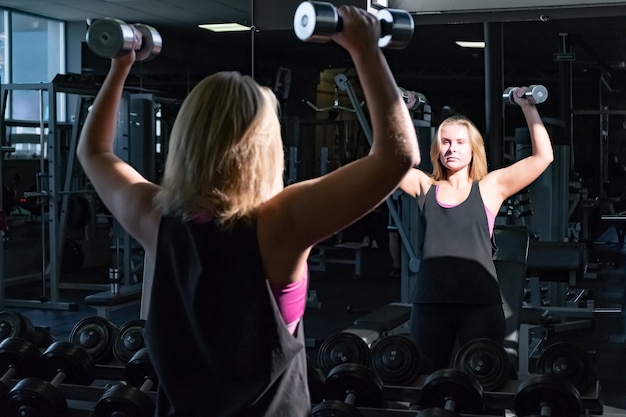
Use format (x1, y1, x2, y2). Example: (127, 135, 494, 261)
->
(154, 71, 284, 227)
(430, 115, 488, 181)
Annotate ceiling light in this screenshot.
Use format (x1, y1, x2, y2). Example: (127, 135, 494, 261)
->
(456, 41, 485, 49)
(198, 23, 251, 32)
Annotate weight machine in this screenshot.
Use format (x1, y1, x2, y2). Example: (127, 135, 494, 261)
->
(0, 78, 174, 311)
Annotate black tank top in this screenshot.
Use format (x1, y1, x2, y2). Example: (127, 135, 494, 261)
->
(412, 182, 502, 304)
(145, 215, 311, 416)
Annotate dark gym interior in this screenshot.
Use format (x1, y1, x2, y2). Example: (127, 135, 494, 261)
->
(0, 0, 626, 416)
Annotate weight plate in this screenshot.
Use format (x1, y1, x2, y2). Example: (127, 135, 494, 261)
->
(528, 84, 549, 104)
(0, 310, 35, 341)
(69, 316, 118, 364)
(114, 319, 146, 364)
(369, 335, 422, 386)
(377, 8, 414, 49)
(317, 332, 370, 375)
(453, 338, 511, 391)
(536, 341, 597, 393)
(94, 383, 155, 417)
(86, 17, 135, 58)
(293, 1, 338, 43)
(40, 341, 96, 385)
(515, 374, 582, 417)
(420, 368, 484, 415)
(324, 362, 385, 409)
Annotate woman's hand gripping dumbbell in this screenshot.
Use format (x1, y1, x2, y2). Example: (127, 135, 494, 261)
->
(293, 1, 414, 49)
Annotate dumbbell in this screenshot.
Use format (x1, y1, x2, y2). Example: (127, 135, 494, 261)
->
(86, 17, 162, 61)
(369, 334, 423, 386)
(418, 368, 485, 416)
(317, 331, 371, 375)
(312, 362, 385, 416)
(0, 310, 35, 343)
(5, 341, 96, 417)
(535, 341, 598, 394)
(503, 84, 548, 105)
(293, 1, 414, 49)
(0, 337, 41, 407)
(0, 310, 55, 349)
(453, 338, 512, 391)
(514, 374, 582, 417)
(69, 316, 119, 364)
(113, 318, 146, 364)
(94, 347, 156, 417)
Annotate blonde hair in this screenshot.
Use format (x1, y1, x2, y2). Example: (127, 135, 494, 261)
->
(154, 71, 284, 227)
(430, 115, 488, 181)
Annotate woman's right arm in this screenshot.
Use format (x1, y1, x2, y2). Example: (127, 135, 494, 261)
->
(398, 167, 431, 198)
(259, 6, 420, 270)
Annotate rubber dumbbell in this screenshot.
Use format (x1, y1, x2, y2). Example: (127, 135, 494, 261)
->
(453, 338, 512, 391)
(94, 347, 157, 417)
(0, 337, 41, 408)
(369, 334, 423, 386)
(535, 341, 598, 394)
(113, 318, 146, 364)
(86, 17, 162, 61)
(514, 374, 582, 417)
(503, 84, 548, 105)
(5, 341, 96, 417)
(0, 310, 35, 343)
(293, 1, 414, 49)
(419, 368, 485, 416)
(312, 362, 385, 416)
(70, 316, 118, 364)
(317, 331, 371, 375)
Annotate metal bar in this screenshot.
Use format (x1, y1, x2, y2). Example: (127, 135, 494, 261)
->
(38, 88, 48, 301)
(334, 73, 419, 271)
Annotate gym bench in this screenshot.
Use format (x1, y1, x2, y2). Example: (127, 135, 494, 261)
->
(525, 240, 591, 328)
(308, 241, 369, 278)
(84, 283, 142, 319)
(342, 302, 412, 346)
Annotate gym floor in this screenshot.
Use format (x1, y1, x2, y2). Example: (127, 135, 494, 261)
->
(1, 213, 626, 415)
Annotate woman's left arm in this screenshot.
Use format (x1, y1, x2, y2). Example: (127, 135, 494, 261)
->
(483, 86, 554, 209)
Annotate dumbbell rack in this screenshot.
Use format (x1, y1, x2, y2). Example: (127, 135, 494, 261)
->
(5, 363, 157, 416)
(342, 375, 603, 416)
(4, 371, 604, 416)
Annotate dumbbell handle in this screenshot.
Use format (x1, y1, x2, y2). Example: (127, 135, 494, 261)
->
(333, 14, 393, 38)
(1, 367, 17, 384)
(49, 370, 67, 387)
(444, 398, 456, 410)
(344, 391, 357, 406)
(139, 377, 155, 393)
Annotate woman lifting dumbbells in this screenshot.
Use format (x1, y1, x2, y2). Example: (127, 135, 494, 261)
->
(398, 86, 554, 372)
(77, 3, 420, 416)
